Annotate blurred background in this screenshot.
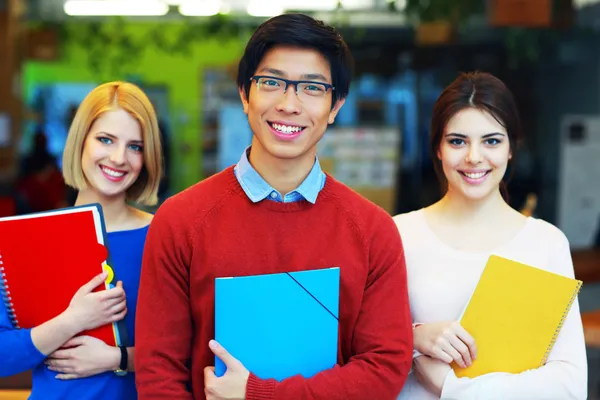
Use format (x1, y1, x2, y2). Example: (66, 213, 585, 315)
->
(0, 0, 599, 398)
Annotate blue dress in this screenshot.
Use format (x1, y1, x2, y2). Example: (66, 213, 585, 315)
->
(0, 225, 149, 399)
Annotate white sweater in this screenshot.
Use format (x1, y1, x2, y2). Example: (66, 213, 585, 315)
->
(393, 209, 588, 400)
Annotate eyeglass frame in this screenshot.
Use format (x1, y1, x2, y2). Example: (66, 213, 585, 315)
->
(249, 75, 335, 97)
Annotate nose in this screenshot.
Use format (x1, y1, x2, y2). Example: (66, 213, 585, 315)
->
(275, 84, 301, 115)
(109, 145, 127, 165)
(465, 144, 483, 164)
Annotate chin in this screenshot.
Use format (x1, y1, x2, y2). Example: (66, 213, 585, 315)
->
(457, 185, 498, 201)
(262, 140, 311, 160)
(94, 180, 133, 199)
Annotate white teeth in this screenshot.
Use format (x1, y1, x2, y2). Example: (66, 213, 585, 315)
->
(101, 166, 125, 177)
(464, 172, 486, 179)
(272, 123, 302, 134)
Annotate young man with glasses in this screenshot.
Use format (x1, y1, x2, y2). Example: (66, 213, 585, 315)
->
(135, 13, 412, 400)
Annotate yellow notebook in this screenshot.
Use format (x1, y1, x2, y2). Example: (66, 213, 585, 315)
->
(453, 255, 582, 378)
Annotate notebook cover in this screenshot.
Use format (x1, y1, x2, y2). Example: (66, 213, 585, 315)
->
(215, 267, 340, 381)
(0, 204, 128, 347)
(454, 255, 582, 378)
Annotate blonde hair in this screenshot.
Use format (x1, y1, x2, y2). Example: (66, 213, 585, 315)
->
(62, 81, 163, 205)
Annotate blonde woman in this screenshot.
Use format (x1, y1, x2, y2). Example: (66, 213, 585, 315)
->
(0, 81, 163, 400)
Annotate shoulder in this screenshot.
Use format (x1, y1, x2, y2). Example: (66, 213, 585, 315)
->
(156, 167, 241, 223)
(392, 209, 424, 231)
(526, 217, 570, 249)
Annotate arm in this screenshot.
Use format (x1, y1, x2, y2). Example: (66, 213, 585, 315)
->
(245, 213, 413, 400)
(440, 239, 587, 400)
(0, 300, 47, 376)
(135, 202, 194, 399)
(1, 272, 125, 377)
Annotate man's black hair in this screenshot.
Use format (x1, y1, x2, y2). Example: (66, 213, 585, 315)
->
(237, 13, 353, 105)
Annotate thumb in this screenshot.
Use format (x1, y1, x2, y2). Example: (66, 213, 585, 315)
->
(209, 340, 239, 370)
(79, 272, 108, 294)
(63, 336, 86, 348)
(116, 281, 123, 289)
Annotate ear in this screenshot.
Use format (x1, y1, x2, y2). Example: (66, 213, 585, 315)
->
(437, 149, 442, 160)
(328, 98, 346, 124)
(239, 88, 249, 115)
(508, 149, 513, 160)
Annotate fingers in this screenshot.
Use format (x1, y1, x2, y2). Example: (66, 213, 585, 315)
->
(440, 339, 468, 368)
(46, 358, 73, 370)
(447, 335, 471, 367)
(431, 343, 455, 364)
(434, 322, 476, 368)
(204, 366, 216, 381)
(62, 336, 86, 349)
(96, 286, 126, 301)
(78, 272, 108, 295)
(55, 373, 79, 380)
(106, 297, 127, 312)
(111, 307, 128, 323)
(204, 367, 217, 400)
(455, 325, 477, 360)
(209, 340, 239, 370)
(48, 349, 72, 360)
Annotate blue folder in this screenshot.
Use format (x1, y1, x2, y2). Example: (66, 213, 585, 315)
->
(215, 267, 340, 381)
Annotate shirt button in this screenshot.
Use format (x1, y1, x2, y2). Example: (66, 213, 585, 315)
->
(270, 192, 277, 199)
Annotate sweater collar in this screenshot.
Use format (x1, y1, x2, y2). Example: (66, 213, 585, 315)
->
(233, 146, 325, 204)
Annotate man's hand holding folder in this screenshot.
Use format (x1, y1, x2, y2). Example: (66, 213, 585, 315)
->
(204, 340, 249, 400)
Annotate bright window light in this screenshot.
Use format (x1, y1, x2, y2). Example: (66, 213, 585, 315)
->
(64, 0, 170, 16)
(340, 0, 374, 9)
(247, 1, 284, 17)
(178, 0, 223, 16)
(283, 0, 338, 11)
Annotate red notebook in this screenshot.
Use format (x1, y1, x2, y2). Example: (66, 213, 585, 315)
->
(0, 204, 128, 347)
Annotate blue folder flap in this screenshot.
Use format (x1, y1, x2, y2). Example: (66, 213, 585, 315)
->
(215, 267, 340, 381)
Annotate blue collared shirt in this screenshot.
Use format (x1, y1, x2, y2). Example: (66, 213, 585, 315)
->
(234, 147, 326, 204)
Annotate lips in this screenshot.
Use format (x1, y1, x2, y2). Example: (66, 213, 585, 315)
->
(267, 121, 306, 141)
(100, 165, 127, 182)
(459, 170, 491, 185)
(460, 171, 489, 179)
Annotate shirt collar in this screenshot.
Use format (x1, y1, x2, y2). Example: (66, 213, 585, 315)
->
(234, 146, 325, 204)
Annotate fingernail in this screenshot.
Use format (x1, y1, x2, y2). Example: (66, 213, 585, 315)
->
(209, 340, 218, 350)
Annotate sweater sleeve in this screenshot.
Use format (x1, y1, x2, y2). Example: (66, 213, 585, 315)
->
(440, 236, 588, 400)
(134, 200, 194, 399)
(0, 300, 46, 377)
(245, 212, 413, 400)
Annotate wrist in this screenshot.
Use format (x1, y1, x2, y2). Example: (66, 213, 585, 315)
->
(56, 311, 83, 337)
(412, 323, 424, 351)
(107, 346, 122, 371)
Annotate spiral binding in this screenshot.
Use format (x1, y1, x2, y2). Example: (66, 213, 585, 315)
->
(539, 280, 582, 367)
(0, 254, 20, 329)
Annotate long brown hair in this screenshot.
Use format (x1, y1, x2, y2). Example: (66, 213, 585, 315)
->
(430, 71, 523, 202)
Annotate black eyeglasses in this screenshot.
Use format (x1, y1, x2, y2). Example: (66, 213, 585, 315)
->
(249, 76, 335, 100)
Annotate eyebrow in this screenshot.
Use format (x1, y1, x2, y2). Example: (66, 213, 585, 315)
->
(96, 131, 143, 144)
(445, 132, 506, 138)
(258, 67, 329, 82)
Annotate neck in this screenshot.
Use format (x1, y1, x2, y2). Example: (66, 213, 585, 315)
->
(248, 141, 316, 195)
(436, 187, 510, 225)
(75, 188, 130, 231)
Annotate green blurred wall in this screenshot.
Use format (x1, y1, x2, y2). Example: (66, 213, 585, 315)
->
(23, 22, 247, 193)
